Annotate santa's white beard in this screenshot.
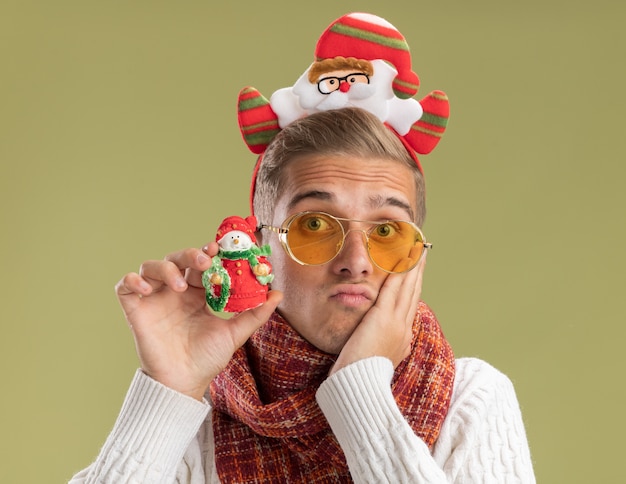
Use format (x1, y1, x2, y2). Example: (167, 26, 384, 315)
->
(272, 60, 421, 132)
(295, 78, 392, 122)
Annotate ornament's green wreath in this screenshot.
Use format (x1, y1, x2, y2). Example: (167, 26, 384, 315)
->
(202, 257, 231, 312)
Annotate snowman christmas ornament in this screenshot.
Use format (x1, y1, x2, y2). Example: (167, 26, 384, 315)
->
(202, 215, 274, 313)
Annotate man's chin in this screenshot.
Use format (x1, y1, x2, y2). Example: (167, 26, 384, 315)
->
(278, 302, 371, 354)
(318, 312, 368, 355)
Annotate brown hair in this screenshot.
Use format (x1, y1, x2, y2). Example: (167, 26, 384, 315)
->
(307, 57, 374, 83)
(253, 107, 426, 227)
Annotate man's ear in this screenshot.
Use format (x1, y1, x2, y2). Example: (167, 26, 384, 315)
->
(255, 230, 266, 246)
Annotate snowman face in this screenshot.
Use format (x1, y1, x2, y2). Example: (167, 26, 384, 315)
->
(218, 230, 254, 252)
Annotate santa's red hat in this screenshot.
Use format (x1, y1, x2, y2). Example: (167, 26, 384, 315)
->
(215, 215, 258, 243)
(314, 12, 420, 99)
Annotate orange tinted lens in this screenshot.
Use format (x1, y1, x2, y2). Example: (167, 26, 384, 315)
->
(368, 221, 424, 272)
(286, 213, 344, 265)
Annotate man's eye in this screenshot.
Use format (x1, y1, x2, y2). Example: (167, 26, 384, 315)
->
(375, 223, 396, 237)
(304, 217, 327, 231)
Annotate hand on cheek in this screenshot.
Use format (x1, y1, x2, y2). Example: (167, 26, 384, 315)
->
(330, 254, 426, 375)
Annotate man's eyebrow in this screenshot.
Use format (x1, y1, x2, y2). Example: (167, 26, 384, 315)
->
(286, 190, 334, 210)
(286, 191, 414, 220)
(369, 194, 415, 221)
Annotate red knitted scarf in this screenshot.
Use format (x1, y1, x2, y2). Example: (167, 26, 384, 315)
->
(210, 301, 455, 483)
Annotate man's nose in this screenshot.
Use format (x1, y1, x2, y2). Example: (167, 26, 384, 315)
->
(331, 230, 373, 276)
(339, 80, 351, 93)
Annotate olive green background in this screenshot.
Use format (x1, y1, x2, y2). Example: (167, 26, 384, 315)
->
(2, 1, 624, 482)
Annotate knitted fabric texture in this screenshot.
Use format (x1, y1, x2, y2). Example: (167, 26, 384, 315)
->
(210, 301, 455, 482)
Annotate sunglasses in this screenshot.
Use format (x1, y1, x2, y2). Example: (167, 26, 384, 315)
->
(260, 211, 431, 273)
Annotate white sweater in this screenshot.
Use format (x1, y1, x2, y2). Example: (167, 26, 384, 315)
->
(69, 357, 535, 483)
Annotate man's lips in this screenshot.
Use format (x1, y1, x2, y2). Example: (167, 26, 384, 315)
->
(329, 284, 375, 307)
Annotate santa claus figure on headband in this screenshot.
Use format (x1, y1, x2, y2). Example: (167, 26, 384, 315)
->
(271, 55, 423, 136)
(237, 12, 449, 158)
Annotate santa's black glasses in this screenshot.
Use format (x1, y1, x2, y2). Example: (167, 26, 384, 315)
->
(317, 73, 370, 94)
(260, 211, 431, 273)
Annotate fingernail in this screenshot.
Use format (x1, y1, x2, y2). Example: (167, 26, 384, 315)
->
(197, 253, 210, 264)
(176, 277, 187, 289)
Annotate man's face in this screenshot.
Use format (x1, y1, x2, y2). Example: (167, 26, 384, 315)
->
(264, 154, 417, 354)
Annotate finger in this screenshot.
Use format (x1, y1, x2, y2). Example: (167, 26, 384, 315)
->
(228, 290, 283, 347)
(388, 267, 421, 359)
(376, 260, 422, 326)
(164, 247, 213, 288)
(164, 247, 213, 272)
(184, 267, 206, 289)
(143, 247, 213, 289)
(403, 257, 427, 353)
(115, 272, 153, 297)
(399, 269, 420, 320)
(375, 270, 407, 310)
(139, 259, 189, 292)
(395, 254, 425, 325)
(186, 243, 220, 287)
(401, 249, 426, 298)
(410, 252, 427, 310)
(202, 241, 220, 256)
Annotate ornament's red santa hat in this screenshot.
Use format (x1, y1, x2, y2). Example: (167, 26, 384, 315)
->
(215, 215, 258, 244)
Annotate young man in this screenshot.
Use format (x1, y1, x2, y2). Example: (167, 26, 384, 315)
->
(70, 108, 535, 482)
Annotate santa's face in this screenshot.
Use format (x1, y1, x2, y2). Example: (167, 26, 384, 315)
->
(316, 70, 371, 95)
(218, 230, 254, 252)
(263, 154, 416, 355)
(293, 59, 396, 121)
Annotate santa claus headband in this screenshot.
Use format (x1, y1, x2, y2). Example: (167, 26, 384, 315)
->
(237, 12, 450, 212)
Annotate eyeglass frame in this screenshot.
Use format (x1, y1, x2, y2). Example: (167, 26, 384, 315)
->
(316, 72, 370, 95)
(259, 211, 432, 274)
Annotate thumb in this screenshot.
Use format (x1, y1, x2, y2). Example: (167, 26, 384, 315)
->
(228, 290, 283, 347)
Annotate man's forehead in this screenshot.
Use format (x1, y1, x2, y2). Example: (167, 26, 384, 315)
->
(282, 154, 413, 184)
(277, 154, 417, 212)
(284, 189, 415, 220)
